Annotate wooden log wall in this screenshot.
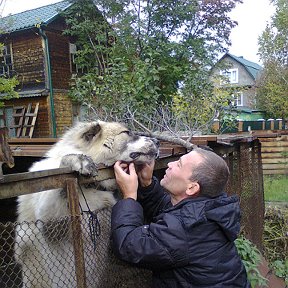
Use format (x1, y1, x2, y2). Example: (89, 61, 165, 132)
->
(12, 32, 45, 87)
(53, 90, 73, 136)
(47, 29, 71, 90)
(260, 135, 288, 175)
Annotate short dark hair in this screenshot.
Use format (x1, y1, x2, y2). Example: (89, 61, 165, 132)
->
(189, 148, 230, 197)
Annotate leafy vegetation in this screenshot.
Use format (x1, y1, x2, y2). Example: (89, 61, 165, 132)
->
(235, 236, 267, 287)
(63, 0, 241, 133)
(271, 259, 288, 285)
(0, 43, 19, 107)
(257, 0, 288, 119)
(263, 206, 288, 285)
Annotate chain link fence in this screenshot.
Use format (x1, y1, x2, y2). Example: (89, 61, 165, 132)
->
(223, 139, 264, 250)
(0, 138, 265, 287)
(0, 208, 152, 288)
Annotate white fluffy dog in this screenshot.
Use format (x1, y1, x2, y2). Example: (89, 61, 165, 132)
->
(15, 120, 159, 288)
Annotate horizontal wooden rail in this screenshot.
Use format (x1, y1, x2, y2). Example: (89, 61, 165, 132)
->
(0, 156, 180, 200)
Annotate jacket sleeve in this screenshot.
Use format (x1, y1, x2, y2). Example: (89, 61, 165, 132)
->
(111, 198, 189, 270)
(137, 176, 171, 221)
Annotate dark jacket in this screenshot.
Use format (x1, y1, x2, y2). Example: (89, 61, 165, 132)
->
(111, 177, 250, 288)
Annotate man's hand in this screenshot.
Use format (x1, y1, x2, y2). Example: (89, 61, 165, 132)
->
(114, 161, 138, 200)
(135, 160, 155, 188)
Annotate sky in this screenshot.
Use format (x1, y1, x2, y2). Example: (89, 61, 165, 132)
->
(1, 0, 275, 65)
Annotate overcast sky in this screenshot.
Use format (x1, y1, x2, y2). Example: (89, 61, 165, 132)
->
(1, 0, 275, 65)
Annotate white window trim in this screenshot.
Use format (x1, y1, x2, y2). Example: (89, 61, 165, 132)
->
(232, 92, 243, 107)
(220, 68, 238, 84)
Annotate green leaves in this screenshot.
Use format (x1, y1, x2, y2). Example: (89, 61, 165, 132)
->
(0, 70, 19, 106)
(64, 0, 241, 130)
(257, 0, 288, 119)
(235, 236, 268, 288)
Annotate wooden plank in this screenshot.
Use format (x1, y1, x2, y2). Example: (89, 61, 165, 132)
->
(66, 178, 87, 288)
(8, 138, 57, 144)
(259, 136, 288, 142)
(9, 145, 52, 150)
(261, 147, 288, 153)
(262, 158, 288, 164)
(263, 170, 288, 175)
(28, 103, 39, 138)
(262, 153, 287, 159)
(12, 106, 25, 138)
(0, 157, 177, 199)
(262, 164, 288, 170)
(261, 141, 288, 147)
(21, 103, 32, 137)
(10, 150, 48, 157)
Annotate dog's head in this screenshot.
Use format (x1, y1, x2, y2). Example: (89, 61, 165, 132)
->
(70, 121, 159, 166)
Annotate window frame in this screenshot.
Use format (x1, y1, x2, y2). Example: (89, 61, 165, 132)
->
(0, 43, 13, 77)
(232, 92, 243, 107)
(220, 68, 239, 84)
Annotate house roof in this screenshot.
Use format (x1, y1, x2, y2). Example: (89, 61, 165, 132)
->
(0, 1, 71, 34)
(224, 53, 262, 80)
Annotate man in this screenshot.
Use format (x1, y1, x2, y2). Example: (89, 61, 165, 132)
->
(111, 148, 250, 287)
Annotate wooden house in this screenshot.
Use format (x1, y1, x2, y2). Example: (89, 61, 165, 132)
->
(0, 1, 88, 138)
(210, 53, 263, 110)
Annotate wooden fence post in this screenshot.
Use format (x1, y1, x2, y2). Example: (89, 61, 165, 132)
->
(238, 119, 243, 132)
(276, 119, 283, 130)
(66, 178, 87, 288)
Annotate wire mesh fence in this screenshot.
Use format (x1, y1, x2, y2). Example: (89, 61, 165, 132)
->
(223, 139, 264, 250)
(0, 208, 152, 288)
(0, 138, 265, 287)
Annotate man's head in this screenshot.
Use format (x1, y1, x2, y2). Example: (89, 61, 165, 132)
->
(160, 148, 229, 204)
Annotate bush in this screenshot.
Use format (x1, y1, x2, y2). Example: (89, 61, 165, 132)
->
(235, 236, 268, 287)
(263, 205, 288, 285)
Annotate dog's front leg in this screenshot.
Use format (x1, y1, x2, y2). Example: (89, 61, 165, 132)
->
(60, 154, 98, 176)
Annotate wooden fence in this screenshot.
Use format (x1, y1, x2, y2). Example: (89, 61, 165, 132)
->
(259, 135, 288, 175)
(213, 118, 287, 133)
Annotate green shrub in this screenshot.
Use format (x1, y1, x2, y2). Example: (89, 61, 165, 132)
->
(263, 206, 288, 285)
(235, 236, 268, 287)
(271, 259, 288, 284)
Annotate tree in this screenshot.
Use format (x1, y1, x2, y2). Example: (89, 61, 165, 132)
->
(0, 12, 19, 107)
(64, 0, 242, 133)
(257, 0, 288, 119)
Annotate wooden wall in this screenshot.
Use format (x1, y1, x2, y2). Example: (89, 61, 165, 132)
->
(53, 90, 73, 136)
(47, 29, 72, 90)
(12, 32, 45, 87)
(3, 97, 51, 138)
(260, 135, 288, 175)
(3, 23, 74, 138)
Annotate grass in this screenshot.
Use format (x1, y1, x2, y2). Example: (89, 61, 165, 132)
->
(264, 175, 288, 202)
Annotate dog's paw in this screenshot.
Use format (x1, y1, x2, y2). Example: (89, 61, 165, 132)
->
(60, 154, 98, 176)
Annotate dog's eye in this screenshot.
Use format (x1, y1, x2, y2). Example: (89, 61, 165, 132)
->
(130, 152, 141, 159)
(120, 130, 133, 136)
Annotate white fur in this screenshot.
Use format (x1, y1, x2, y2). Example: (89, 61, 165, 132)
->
(15, 121, 159, 288)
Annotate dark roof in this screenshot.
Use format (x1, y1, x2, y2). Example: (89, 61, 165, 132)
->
(0, 1, 71, 33)
(225, 53, 262, 80)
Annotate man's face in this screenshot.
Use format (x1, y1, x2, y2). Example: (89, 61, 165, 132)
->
(160, 151, 203, 201)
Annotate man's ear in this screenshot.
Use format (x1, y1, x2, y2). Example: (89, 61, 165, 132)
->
(186, 182, 200, 197)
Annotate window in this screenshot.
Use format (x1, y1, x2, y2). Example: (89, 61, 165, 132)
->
(0, 44, 13, 77)
(232, 92, 243, 107)
(220, 68, 238, 84)
(69, 43, 87, 76)
(0, 107, 15, 137)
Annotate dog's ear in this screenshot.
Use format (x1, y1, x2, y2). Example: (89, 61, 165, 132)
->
(82, 123, 101, 142)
